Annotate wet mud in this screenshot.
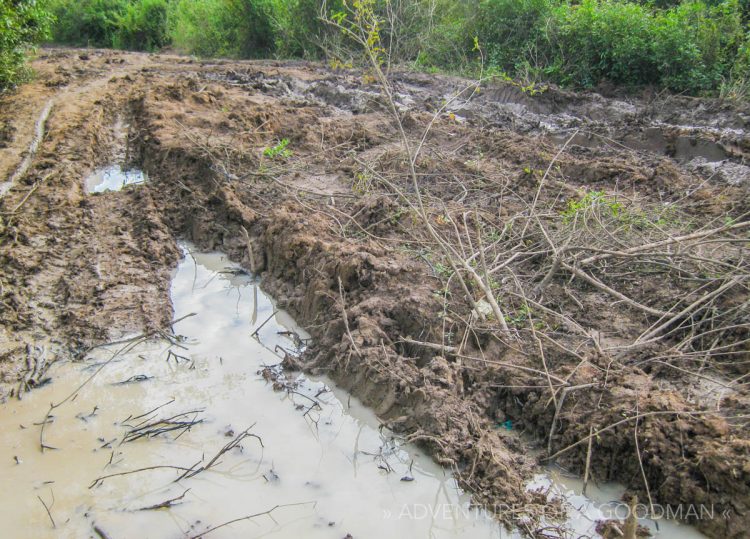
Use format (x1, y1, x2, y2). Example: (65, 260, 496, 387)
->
(0, 245, 500, 538)
(0, 47, 748, 537)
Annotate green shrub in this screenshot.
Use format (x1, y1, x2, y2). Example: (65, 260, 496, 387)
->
(168, 0, 229, 57)
(721, 30, 750, 99)
(169, 0, 275, 58)
(271, 0, 341, 58)
(48, 0, 128, 47)
(410, 0, 476, 71)
(37, 0, 750, 98)
(0, 0, 53, 90)
(555, 0, 746, 93)
(478, 0, 554, 73)
(551, 0, 659, 87)
(113, 0, 170, 51)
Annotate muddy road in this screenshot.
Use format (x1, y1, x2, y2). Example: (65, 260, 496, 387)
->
(0, 48, 748, 537)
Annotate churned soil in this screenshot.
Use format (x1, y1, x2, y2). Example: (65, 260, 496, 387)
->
(1, 47, 749, 537)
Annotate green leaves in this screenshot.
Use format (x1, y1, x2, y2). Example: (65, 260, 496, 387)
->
(36, 0, 750, 97)
(477, 0, 749, 96)
(561, 190, 623, 225)
(0, 0, 53, 90)
(263, 138, 292, 159)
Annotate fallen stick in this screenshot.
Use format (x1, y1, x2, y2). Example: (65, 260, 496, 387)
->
(562, 261, 668, 317)
(577, 221, 750, 266)
(462, 354, 568, 385)
(122, 409, 204, 443)
(637, 275, 747, 343)
(120, 397, 176, 425)
(582, 425, 594, 496)
(177, 426, 263, 481)
(137, 488, 190, 511)
(89, 465, 197, 489)
(6, 171, 54, 216)
(338, 276, 362, 357)
(547, 383, 597, 456)
(36, 491, 55, 529)
(399, 336, 456, 354)
(239, 225, 256, 273)
(251, 310, 279, 339)
(634, 405, 656, 523)
(190, 502, 317, 538)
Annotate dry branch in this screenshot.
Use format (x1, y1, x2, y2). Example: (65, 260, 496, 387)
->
(136, 489, 190, 511)
(190, 502, 317, 538)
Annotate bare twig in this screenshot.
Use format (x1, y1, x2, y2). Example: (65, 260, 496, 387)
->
(137, 489, 191, 511)
(190, 502, 317, 538)
(338, 276, 362, 357)
(37, 491, 55, 529)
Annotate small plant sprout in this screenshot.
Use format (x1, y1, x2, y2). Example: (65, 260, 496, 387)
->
(561, 190, 623, 225)
(352, 170, 373, 195)
(263, 138, 292, 159)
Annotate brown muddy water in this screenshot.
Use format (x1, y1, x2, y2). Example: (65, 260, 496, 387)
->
(0, 246, 500, 538)
(0, 245, 706, 538)
(549, 128, 729, 163)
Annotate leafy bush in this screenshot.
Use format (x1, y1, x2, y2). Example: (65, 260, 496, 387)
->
(476, 0, 749, 94)
(38, 0, 750, 98)
(408, 0, 476, 71)
(0, 0, 53, 90)
(169, 0, 275, 58)
(113, 0, 170, 51)
(478, 0, 555, 74)
(271, 0, 341, 58)
(721, 30, 750, 99)
(550, 0, 658, 87)
(550, 0, 742, 93)
(651, 0, 744, 92)
(48, 0, 128, 47)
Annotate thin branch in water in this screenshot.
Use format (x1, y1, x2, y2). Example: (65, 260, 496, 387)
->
(190, 502, 317, 538)
(137, 489, 191, 511)
(89, 465, 197, 489)
(252, 310, 279, 339)
(177, 426, 263, 481)
(37, 490, 55, 529)
(40, 314, 196, 452)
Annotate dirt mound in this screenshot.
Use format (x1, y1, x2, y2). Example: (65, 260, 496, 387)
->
(1, 47, 748, 537)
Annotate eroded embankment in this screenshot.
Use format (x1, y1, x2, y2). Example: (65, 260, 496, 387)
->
(138, 109, 748, 539)
(127, 93, 546, 524)
(1, 48, 749, 537)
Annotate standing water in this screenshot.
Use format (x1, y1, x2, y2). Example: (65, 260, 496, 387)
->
(0, 245, 707, 538)
(0, 245, 501, 539)
(85, 165, 147, 193)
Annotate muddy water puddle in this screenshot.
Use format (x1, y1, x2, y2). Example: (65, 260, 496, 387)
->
(0, 245, 706, 538)
(550, 128, 728, 163)
(85, 165, 147, 193)
(0, 245, 501, 538)
(530, 469, 706, 538)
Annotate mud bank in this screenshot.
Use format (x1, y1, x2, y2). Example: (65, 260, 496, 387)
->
(0, 48, 748, 537)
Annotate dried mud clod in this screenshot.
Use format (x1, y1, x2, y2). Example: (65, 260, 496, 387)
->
(0, 48, 749, 537)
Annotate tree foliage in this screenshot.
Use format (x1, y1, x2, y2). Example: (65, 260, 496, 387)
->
(42, 0, 750, 98)
(0, 0, 53, 90)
